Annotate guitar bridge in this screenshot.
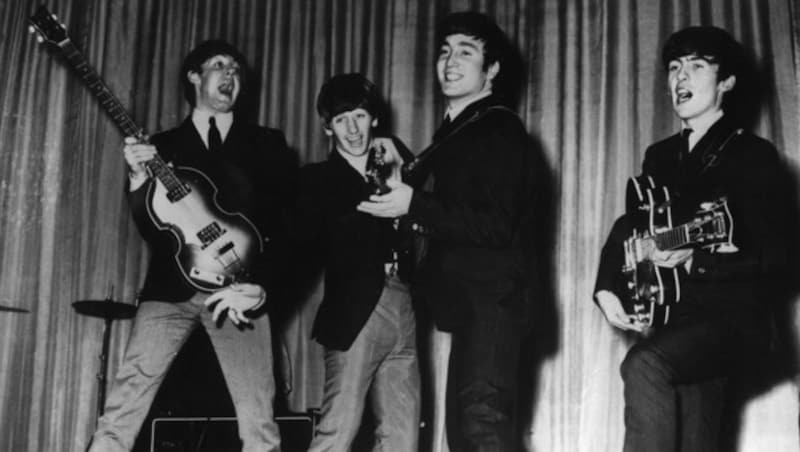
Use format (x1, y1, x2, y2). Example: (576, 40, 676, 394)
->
(215, 242, 244, 271)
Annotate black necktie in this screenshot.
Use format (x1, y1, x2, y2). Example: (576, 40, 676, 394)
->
(433, 115, 453, 142)
(208, 117, 222, 152)
(679, 128, 693, 163)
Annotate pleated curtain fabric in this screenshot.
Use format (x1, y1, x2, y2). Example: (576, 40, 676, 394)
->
(1, 1, 799, 452)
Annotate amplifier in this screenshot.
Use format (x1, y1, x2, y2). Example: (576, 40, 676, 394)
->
(150, 414, 314, 452)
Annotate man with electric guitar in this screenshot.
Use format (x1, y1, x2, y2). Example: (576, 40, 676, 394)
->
(594, 27, 789, 451)
(87, 40, 296, 452)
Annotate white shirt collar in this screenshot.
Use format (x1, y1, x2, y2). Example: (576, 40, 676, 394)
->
(335, 148, 369, 176)
(191, 109, 234, 148)
(682, 110, 724, 152)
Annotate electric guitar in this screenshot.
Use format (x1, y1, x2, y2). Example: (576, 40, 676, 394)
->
(621, 175, 735, 326)
(29, 6, 264, 292)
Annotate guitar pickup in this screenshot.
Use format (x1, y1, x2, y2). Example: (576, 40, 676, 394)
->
(197, 222, 225, 249)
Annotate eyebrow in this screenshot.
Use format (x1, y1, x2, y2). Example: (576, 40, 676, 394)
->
(668, 55, 713, 69)
(207, 56, 239, 65)
(442, 39, 482, 51)
(674, 54, 711, 63)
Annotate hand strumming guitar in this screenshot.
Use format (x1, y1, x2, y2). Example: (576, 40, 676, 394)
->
(594, 290, 648, 333)
(203, 283, 266, 326)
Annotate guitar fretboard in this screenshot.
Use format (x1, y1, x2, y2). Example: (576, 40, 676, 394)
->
(60, 41, 142, 139)
(653, 226, 689, 250)
(58, 40, 185, 198)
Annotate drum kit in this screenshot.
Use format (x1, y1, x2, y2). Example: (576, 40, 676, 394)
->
(2, 296, 136, 419)
(0, 298, 136, 419)
(0, 302, 28, 313)
(0, 297, 136, 419)
(72, 297, 137, 419)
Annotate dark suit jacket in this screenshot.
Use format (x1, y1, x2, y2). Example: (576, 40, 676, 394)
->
(404, 95, 541, 331)
(293, 140, 414, 351)
(128, 117, 296, 303)
(595, 115, 788, 323)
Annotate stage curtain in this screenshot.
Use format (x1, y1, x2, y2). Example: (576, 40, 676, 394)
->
(0, 0, 798, 451)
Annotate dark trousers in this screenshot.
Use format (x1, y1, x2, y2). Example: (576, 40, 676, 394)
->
(445, 302, 524, 452)
(620, 317, 765, 452)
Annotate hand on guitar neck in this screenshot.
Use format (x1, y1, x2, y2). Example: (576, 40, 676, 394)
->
(123, 136, 156, 191)
(638, 236, 694, 272)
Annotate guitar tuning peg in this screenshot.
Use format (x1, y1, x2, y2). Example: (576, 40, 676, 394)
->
(28, 25, 35, 34)
(36, 36, 44, 44)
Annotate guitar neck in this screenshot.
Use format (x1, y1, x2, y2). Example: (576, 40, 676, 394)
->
(653, 226, 690, 250)
(60, 41, 144, 140)
(58, 40, 182, 191)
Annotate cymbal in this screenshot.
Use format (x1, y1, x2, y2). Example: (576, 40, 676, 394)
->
(0, 304, 29, 313)
(72, 299, 137, 319)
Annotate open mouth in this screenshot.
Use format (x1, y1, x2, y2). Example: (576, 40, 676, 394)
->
(675, 87, 692, 104)
(346, 136, 364, 147)
(218, 80, 235, 98)
(444, 72, 462, 82)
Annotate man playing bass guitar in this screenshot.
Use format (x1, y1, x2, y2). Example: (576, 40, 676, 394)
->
(87, 40, 296, 452)
(593, 26, 789, 452)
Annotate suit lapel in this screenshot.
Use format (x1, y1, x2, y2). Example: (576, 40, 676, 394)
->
(167, 117, 207, 163)
(408, 98, 511, 174)
(329, 150, 369, 201)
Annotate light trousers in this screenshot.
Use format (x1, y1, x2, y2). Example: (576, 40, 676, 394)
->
(88, 294, 280, 452)
(309, 276, 420, 452)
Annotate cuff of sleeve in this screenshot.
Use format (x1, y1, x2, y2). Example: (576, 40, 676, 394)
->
(247, 288, 267, 312)
(128, 172, 150, 192)
(405, 190, 428, 230)
(406, 190, 431, 233)
(688, 250, 714, 279)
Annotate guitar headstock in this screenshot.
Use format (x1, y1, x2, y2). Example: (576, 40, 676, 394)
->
(28, 5, 70, 48)
(687, 197, 733, 246)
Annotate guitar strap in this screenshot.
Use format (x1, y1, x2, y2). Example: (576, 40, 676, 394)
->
(403, 105, 516, 176)
(699, 128, 743, 174)
(405, 105, 516, 265)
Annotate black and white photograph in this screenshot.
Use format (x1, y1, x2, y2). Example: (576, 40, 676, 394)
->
(1, 1, 799, 451)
